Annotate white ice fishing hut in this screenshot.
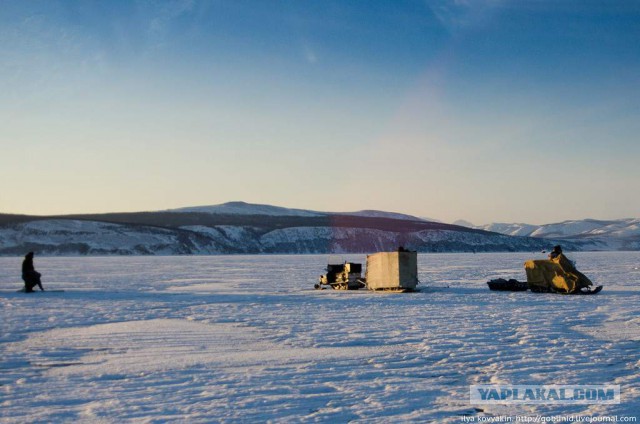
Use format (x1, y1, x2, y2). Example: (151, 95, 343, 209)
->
(365, 251, 418, 291)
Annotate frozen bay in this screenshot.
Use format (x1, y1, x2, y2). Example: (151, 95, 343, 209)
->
(1, 252, 639, 422)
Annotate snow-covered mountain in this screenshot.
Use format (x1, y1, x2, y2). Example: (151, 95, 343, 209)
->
(0, 219, 209, 256)
(0, 218, 565, 256)
(170, 201, 427, 221)
(168, 201, 323, 217)
(457, 218, 640, 251)
(333, 210, 427, 221)
(0, 202, 582, 256)
(480, 223, 541, 238)
(452, 219, 475, 228)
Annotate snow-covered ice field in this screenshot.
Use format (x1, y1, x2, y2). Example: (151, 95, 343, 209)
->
(1, 252, 639, 423)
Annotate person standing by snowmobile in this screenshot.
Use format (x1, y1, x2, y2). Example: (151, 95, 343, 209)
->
(548, 245, 593, 289)
(22, 252, 44, 292)
(548, 245, 563, 260)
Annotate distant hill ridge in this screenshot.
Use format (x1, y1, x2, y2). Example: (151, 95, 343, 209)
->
(168, 201, 428, 222)
(455, 218, 640, 251)
(168, 201, 323, 217)
(0, 202, 626, 256)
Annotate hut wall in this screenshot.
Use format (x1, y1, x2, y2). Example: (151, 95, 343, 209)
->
(365, 251, 418, 290)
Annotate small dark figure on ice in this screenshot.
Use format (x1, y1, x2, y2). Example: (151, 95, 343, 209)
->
(22, 252, 44, 292)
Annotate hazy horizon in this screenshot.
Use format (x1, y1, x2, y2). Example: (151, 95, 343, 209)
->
(2, 1, 639, 224)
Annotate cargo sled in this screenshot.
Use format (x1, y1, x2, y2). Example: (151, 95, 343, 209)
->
(487, 278, 528, 292)
(315, 262, 364, 290)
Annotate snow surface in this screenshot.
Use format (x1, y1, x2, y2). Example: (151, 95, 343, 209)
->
(1, 252, 639, 422)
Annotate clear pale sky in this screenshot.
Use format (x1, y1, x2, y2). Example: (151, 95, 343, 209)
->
(1, 1, 639, 225)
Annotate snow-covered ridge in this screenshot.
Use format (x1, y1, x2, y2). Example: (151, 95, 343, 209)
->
(0, 218, 568, 256)
(472, 218, 640, 239)
(333, 210, 426, 221)
(2, 203, 636, 256)
(167, 201, 323, 217)
(0, 219, 212, 256)
(168, 201, 427, 221)
(481, 223, 541, 237)
(456, 218, 640, 251)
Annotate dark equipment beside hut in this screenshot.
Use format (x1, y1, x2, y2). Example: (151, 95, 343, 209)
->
(315, 262, 364, 290)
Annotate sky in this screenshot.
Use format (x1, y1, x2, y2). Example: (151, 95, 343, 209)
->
(1, 0, 639, 225)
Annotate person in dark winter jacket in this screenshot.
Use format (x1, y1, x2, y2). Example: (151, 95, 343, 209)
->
(22, 252, 44, 292)
(548, 245, 563, 260)
(548, 245, 594, 290)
